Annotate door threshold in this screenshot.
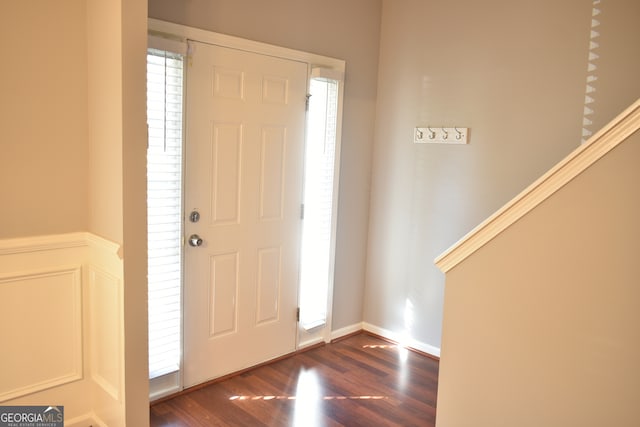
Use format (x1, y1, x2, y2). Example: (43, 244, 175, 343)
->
(151, 341, 326, 406)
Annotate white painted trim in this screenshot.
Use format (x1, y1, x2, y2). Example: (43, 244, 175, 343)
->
(66, 412, 108, 427)
(435, 98, 640, 273)
(311, 67, 345, 81)
(88, 265, 124, 402)
(148, 18, 345, 71)
(363, 322, 441, 358)
(298, 336, 326, 349)
(322, 73, 346, 347)
(330, 322, 364, 341)
(65, 413, 101, 427)
(150, 371, 181, 402)
(84, 232, 122, 258)
(0, 232, 121, 258)
(148, 34, 188, 55)
(0, 232, 88, 255)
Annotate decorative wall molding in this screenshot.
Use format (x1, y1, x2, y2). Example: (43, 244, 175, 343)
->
(0, 232, 121, 257)
(88, 266, 123, 401)
(85, 232, 122, 259)
(0, 232, 88, 255)
(0, 232, 124, 423)
(436, 98, 640, 273)
(85, 233, 125, 423)
(0, 266, 83, 402)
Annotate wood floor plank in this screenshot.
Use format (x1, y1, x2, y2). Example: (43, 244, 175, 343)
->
(150, 332, 439, 426)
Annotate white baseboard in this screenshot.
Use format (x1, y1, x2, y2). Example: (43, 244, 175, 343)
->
(298, 336, 326, 349)
(330, 322, 364, 341)
(363, 322, 441, 359)
(150, 371, 181, 402)
(65, 412, 106, 427)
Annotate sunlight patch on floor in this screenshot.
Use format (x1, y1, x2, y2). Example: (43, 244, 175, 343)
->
(362, 343, 409, 362)
(362, 344, 398, 349)
(229, 395, 388, 401)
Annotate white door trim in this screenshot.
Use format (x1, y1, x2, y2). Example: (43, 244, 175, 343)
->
(149, 18, 345, 72)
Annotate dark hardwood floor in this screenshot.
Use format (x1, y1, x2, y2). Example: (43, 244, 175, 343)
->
(150, 333, 439, 426)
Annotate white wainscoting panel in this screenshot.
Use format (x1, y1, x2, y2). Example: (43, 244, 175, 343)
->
(0, 266, 83, 401)
(0, 232, 126, 425)
(89, 266, 123, 401)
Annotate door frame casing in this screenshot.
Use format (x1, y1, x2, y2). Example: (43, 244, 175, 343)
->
(149, 18, 345, 73)
(147, 18, 345, 397)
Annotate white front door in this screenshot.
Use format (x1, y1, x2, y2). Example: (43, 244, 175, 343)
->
(183, 40, 308, 387)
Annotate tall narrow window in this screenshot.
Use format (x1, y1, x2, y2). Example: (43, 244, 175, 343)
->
(147, 49, 183, 382)
(299, 70, 342, 330)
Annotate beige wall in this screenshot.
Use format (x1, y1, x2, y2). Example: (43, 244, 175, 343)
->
(365, 0, 640, 352)
(0, 2, 88, 238)
(436, 128, 640, 426)
(86, 0, 124, 244)
(148, 0, 382, 330)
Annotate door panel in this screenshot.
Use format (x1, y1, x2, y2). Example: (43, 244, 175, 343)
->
(184, 41, 307, 387)
(210, 123, 242, 225)
(256, 246, 282, 324)
(209, 252, 239, 337)
(260, 127, 287, 220)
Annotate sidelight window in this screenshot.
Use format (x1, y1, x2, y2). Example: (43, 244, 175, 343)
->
(147, 48, 184, 383)
(299, 69, 343, 330)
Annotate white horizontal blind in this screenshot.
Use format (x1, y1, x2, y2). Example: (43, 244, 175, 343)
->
(299, 77, 340, 329)
(147, 49, 183, 379)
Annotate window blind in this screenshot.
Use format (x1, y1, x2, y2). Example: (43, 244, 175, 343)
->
(147, 50, 183, 379)
(299, 77, 340, 329)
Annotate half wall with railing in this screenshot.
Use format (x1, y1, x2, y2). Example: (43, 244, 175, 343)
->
(435, 99, 640, 427)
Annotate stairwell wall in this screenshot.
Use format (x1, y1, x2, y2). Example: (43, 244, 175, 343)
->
(436, 126, 640, 427)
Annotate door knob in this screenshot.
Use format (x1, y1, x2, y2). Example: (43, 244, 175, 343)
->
(188, 234, 203, 247)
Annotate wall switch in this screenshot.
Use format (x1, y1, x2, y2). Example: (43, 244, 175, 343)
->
(414, 127, 469, 144)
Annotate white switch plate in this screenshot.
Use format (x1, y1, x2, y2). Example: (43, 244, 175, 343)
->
(414, 127, 469, 144)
